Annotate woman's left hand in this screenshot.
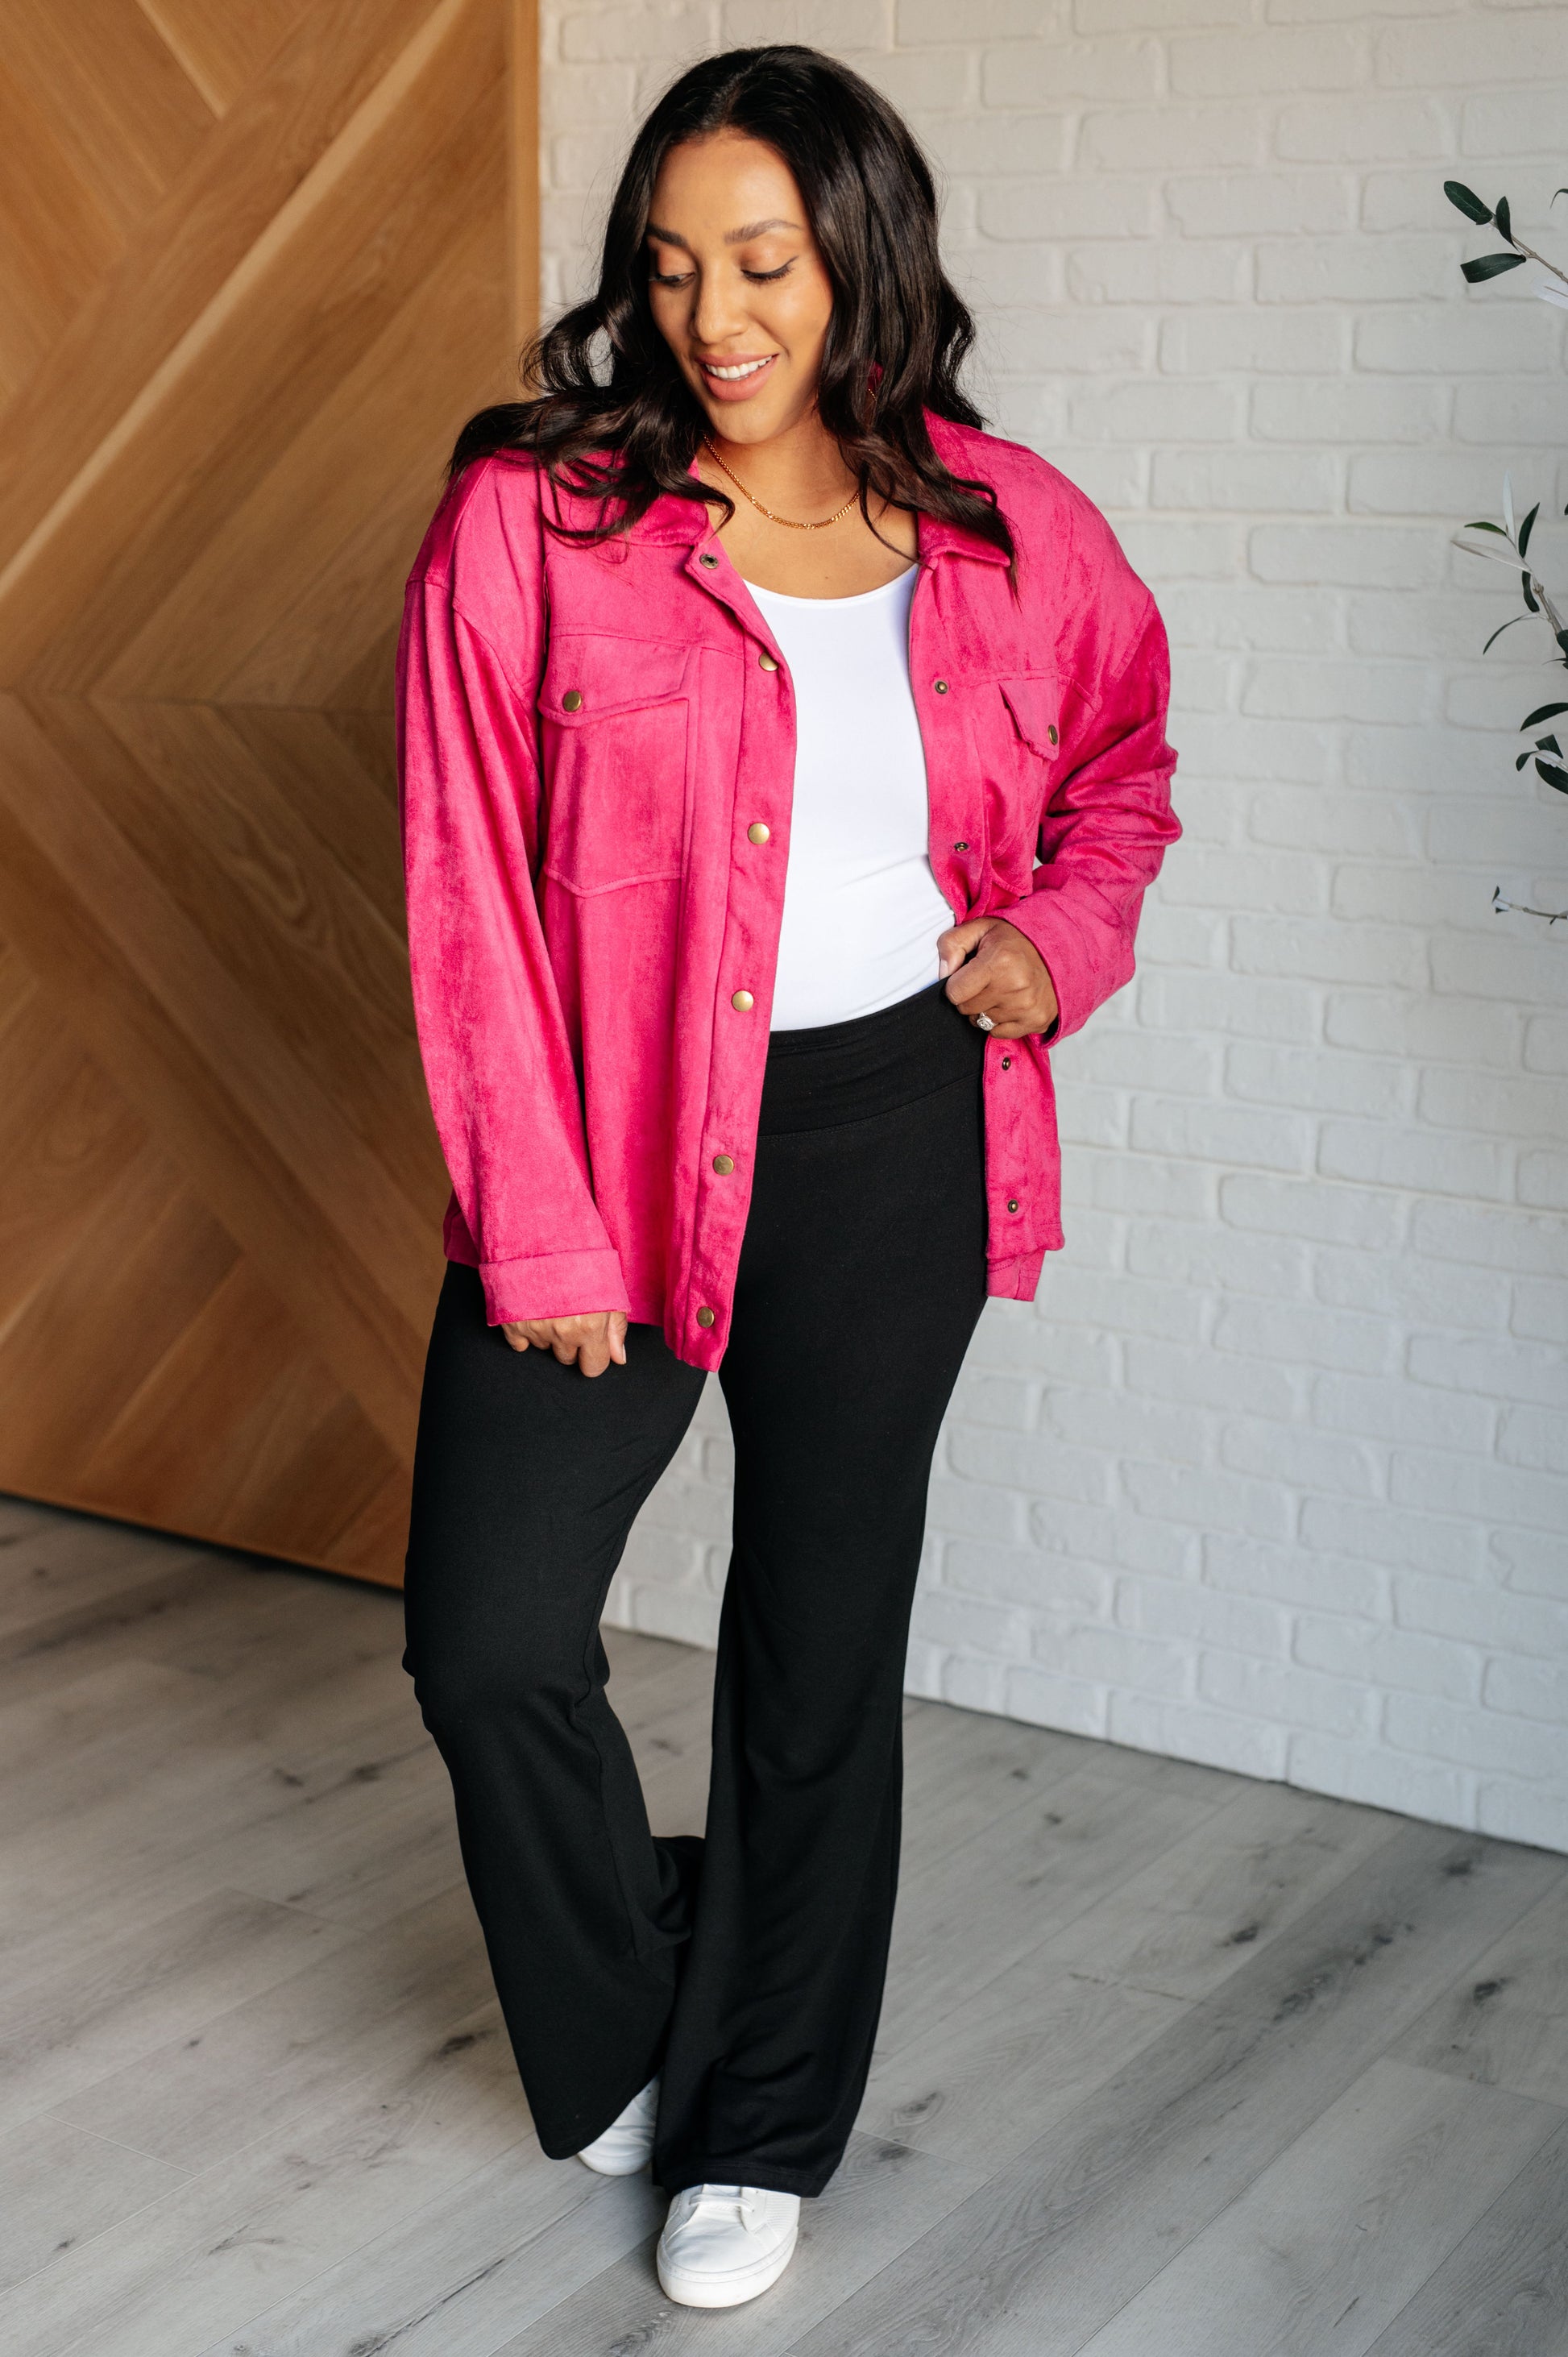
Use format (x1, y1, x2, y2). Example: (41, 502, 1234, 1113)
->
(938, 915, 1059, 1039)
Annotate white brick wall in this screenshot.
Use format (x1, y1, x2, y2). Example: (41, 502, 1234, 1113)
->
(541, 0, 1568, 1853)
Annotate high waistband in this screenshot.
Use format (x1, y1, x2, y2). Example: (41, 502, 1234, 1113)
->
(758, 981, 984, 1135)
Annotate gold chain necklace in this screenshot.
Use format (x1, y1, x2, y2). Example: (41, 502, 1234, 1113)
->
(703, 440, 860, 532)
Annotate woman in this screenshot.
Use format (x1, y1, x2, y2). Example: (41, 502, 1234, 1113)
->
(398, 44, 1177, 2312)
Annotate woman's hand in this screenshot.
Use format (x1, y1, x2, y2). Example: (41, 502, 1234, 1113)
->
(502, 1311, 628, 1376)
(938, 916, 1060, 1039)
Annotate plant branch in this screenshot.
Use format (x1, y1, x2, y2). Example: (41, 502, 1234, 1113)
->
(1502, 230, 1568, 290)
(1451, 532, 1568, 640)
(1493, 886, 1568, 923)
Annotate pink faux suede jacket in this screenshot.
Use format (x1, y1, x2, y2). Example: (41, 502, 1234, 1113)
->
(396, 413, 1179, 1372)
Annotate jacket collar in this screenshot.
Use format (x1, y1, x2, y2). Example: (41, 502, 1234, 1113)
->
(915, 512, 1010, 566)
(914, 409, 1012, 566)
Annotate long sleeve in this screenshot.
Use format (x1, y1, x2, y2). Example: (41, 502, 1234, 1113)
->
(397, 560, 631, 1327)
(998, 587, 1180, 1043)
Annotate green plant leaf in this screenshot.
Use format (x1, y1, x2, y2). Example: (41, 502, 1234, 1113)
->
(1523, 571, 1539, 612)
(1558, 629, 1568, 658)
(1535, 759, 1568, 795)
(1520, 701, 1568, 728)
(1464, 519, 1509, 534)
(1538, 734, 1563, 757)
(1483, 614, 1530, 651)
(1444, 180, 1493, 223)
(1495, 194, 1513, 243)
(1462, 252, 1527, 281)
(1518, 501, 1540, 558)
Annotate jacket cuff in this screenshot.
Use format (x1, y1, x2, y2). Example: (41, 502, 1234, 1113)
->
(478, 1247, 632, 1328)
(992, 890, 1101, 1044)
(987, 1246, 1048, 1301)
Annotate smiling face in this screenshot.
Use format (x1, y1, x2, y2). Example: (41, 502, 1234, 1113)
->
(645, 130, 836, 447)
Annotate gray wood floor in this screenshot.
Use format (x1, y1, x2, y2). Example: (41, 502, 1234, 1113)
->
(3, 1495, 1566, 2357)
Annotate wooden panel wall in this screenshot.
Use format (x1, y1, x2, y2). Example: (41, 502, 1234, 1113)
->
(0, 0, 536, 1584)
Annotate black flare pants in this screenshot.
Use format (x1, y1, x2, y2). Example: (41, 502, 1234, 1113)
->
(402, 980, 989, 2200)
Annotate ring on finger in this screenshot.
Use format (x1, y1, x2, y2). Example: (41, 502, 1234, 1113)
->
(972, 1010, 995, 1032)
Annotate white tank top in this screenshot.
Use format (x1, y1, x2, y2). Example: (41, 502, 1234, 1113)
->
(748, 568, 956, 1031)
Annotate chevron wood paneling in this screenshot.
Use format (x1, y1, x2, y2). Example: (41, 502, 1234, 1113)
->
(0, 0, 537, 1584)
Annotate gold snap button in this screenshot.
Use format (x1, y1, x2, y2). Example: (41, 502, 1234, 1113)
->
(747, 821, 770, 844)
(954, 839, 969, 851)
(695, 1306, 716, 1328)
(731, 990, 754, 1011)
(1047, 724, 1059, 744)
(712, 1154, 735, 1176)
(562, 690, 583, 712)
(699, 552, 719, 569)
(757, 652, 778, 671)
(1006, 1197, 1020, 1214)
(934, 678, 949, 694)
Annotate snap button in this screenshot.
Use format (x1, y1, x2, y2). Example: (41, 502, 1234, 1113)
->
(695, 1306, 716, 1328)
(757, 651, 778, 670)
(1047, 723, 1059, 744)
(712, 1154, 735, 1176)
(1006, 1198, 1020, 1214)
(699, 551, 719, 569)
(747, 822, 770, 844)
(1001, 1056, 1012, 1070)
(561, 690, 583, 712)
(934, 678, 949, 694)
(954, 839, 969, 851)
(731, 990, 754, 1011)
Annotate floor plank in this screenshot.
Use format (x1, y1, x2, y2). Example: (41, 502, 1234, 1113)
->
(1072, 2057, 1562, 2357)
(0, 1508, 201, 1637)
(0, 1886, 359, 2135)
(859, 1961, 1188, 2171)
(6, 2002, 527, 2357)
(876, 1760, 1233, 2060)
(0, 2111, 189, 2298)
(1390, 1875, 1568, 2108)
(197, 2140, 670, 2357)
(1362, 2118, 1568, 2357)
(48, 1883, 496, 2170)
(784, 1828, 1566, 2357)
(1039, 1778, 1408, 2002)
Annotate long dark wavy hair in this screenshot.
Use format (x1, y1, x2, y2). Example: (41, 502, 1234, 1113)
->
(449, 44, 1014, 566)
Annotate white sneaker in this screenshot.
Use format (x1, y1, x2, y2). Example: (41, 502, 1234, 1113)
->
(657, 2182, 801, 2308)
(577, 2074, 659, 2175)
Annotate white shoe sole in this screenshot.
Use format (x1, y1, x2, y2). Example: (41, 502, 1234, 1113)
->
(657, 2221, 798, 2309)
(578, 2142, 653, 2176)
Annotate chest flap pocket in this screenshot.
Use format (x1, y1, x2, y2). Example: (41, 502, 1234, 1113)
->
(537, 634, 691, 894)
(979, 672, 1070, 886)
(998, 674, 1068, 766)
